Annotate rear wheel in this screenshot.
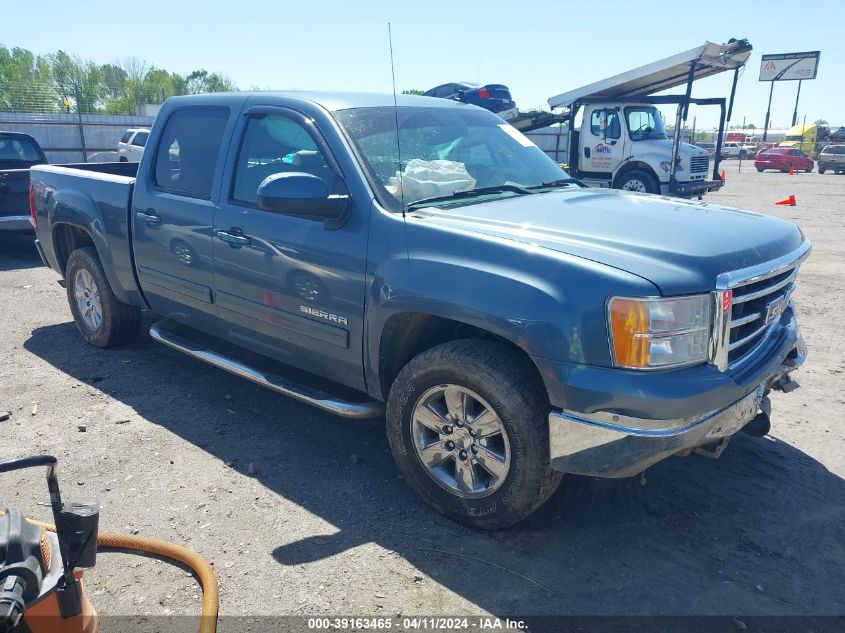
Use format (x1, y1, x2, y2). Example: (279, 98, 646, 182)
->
(757, 167, 764, 172)
(615, 169, 659, 194)
(386, 340, 562, 529)
(806, 163, 814, 173)
(819, 167, 826, 174)
(66, 247, 140, 348)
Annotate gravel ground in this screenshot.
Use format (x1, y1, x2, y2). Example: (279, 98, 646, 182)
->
(0, 160, 843, 620)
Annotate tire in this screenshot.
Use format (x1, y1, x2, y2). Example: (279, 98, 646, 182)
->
(119, 156, 128, 162)
(757, 167, 764, 172)
(739, 150, 748, 160)
(386, 339, 562, 529)
(806, 163, 814, 173)
(615, 169, 659, 194)
(782, 163, 792, 173)
(66, 247, 141, 348)
(819, 167, 826, 174)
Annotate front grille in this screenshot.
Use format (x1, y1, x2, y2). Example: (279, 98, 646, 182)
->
(726, 263, 800, 366)
(690, 155, 709, 173)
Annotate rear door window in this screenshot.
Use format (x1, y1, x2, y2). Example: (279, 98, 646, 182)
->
(153, 108, 229, 198)
(132, 132, 149, 147)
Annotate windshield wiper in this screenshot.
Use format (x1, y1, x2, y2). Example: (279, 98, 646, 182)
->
(406, 184, 535, 209)
(526, 178, 584, 191)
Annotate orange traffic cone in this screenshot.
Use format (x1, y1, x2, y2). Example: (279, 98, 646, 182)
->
(789, 165, 795, 175)
(720, 168, 726, 181)
(775, 195, 796, 206)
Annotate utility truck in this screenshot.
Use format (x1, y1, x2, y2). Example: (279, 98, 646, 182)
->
(516, 39, 753, 197)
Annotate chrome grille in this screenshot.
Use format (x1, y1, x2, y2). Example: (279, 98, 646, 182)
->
(690, 155, 709, 173)
(726, 263, 801, 366)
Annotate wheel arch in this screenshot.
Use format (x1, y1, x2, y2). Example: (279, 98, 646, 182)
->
(613, 161, 660, 190)
(376, 312, 547, 406)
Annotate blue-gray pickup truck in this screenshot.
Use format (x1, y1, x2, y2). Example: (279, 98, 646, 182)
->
(29, 93, 809, 528)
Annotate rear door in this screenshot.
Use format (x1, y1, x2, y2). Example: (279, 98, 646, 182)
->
(210, 105, 369, 391)
(131, 107, 233, 331)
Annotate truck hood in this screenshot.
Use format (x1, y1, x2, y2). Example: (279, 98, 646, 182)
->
(409, 188, 804, 295)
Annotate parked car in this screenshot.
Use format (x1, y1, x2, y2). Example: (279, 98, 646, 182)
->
(694, 142, 717, 156)
(827, 127, 845, 143)
(721, 142, 755, 159)
(423, 82, 517, 119)
(31, 92, 809, 529)
(117, 128, 150, 162)
(754, 147, 814, 173)
(0, 131, 47, 232)
(818, 145, 845, 174)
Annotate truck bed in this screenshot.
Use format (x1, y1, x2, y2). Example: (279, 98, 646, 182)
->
(29, 162, 144, 306)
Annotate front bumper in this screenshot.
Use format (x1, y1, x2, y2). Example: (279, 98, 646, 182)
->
(547, 336, 806, 478)
(668, 178, 723, 198)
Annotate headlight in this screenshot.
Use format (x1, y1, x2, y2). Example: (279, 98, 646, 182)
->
(608, 295, 712, 369)
(659, 160, 684, 172)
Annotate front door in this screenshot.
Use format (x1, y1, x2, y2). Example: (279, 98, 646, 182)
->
(132, 106, 232, 330)
(211, 106, 369, 391)
(581, 107, 625, 176)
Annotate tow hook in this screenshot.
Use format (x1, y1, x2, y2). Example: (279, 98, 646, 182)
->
(775, 374, 800, 393)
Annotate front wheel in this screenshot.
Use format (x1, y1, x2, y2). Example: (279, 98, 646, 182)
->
(615, 169, 659, 194)
(66, 247, 141, 348)
(386, 340, 562, 529)
(757, 167, 765, 172)
(819, 167, 826, 174)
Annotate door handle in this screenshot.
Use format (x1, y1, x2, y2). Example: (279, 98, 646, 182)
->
(216, 230, 250, 246)
(135, 210, 161, 224)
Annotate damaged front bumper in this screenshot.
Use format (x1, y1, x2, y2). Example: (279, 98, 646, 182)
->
(548, 337, 806, 478)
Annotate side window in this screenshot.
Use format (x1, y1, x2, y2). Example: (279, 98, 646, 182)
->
(590, 110, 619, 139)
(153, 108, 229, 198)
(590, 110, 604, 136)
(120, 131, 133, 143)
(132, 132, 149, 147)
(232, 114, 335, 206)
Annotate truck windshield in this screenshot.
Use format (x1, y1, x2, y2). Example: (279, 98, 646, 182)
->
(0, 136, 45, 169)
(625, 107, 668, 141)
(334, 106, 570, 209)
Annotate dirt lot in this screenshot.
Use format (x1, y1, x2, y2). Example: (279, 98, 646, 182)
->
(1, 160, 843, 620)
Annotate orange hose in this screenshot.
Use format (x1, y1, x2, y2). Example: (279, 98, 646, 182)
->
(4, 513, 218, 633)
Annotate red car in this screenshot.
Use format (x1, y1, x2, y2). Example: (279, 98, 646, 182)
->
(754, 147, 814, 173)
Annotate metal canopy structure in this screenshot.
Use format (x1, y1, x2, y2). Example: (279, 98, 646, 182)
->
(548, 39, 753, 109)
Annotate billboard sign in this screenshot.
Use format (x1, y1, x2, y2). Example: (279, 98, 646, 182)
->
(759, 51, 820, 81)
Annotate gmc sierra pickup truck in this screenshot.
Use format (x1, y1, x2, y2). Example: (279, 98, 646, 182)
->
(30, 93, 809, 528)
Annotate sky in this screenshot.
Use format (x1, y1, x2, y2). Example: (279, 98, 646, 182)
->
(4, 0, 842, 130)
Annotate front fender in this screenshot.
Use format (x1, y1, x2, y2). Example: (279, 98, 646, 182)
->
(365, 217, 658, 398)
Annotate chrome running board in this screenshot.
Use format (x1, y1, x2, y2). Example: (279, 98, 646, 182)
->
(149, 320, 384, 419)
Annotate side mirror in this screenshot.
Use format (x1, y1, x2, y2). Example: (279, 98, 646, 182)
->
(257, 173, 349, 229)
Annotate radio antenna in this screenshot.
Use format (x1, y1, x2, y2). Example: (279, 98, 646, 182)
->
(388, 22, 406, 214)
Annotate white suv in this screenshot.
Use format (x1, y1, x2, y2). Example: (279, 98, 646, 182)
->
(117, 129, 150, 162)
(721, 142, 755, 159)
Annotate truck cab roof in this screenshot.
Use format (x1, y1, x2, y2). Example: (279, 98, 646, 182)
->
(162, 91, 464, 113)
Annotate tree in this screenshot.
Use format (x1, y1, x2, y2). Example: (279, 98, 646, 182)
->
(0, 46, 55, 112)
(815, 118, 828, 126)
(186, 69, 235, 94)
(48, 50, 103, 113)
